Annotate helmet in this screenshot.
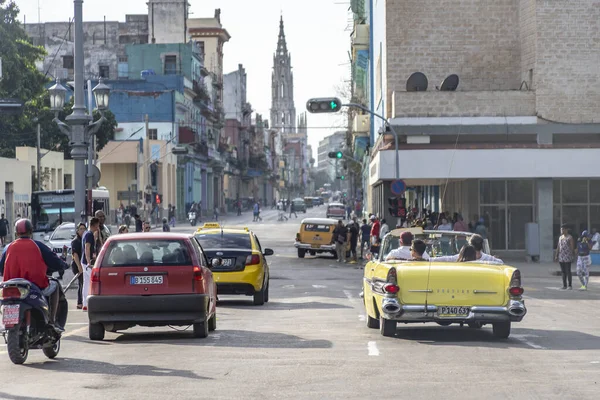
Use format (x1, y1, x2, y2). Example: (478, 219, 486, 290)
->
(15, 218, 33, 236)
(582, 230, 589, 238)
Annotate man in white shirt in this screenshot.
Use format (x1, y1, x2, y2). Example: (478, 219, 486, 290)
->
(379, 219, 390, 241)
(431, 234, 503, 263)
(385, 231, 430, 261)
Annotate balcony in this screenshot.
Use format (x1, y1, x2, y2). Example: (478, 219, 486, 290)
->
(211, 72, 223, 88)
(351, 22, 369, 51)
(193, 80, 210, 101)
(193, 141, 209, 157)
(352, 114, 370, 137)
(200, 65, 210, 77)
(242, 102, 252, 115)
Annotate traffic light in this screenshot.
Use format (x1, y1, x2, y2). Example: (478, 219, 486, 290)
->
(328, 151, 343, 159)
(155, 194, 161, 205)
(337, 175, 345, 180)
(388, 197, 407, 217)
(306, 97, 342, 113)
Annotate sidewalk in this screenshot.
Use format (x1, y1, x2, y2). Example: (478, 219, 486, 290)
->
(502, 260, 600, 278)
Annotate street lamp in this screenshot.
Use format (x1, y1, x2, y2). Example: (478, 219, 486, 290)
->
(50, 0, 111, 222)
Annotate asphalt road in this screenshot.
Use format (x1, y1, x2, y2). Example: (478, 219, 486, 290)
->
(1, 206, 599, 399)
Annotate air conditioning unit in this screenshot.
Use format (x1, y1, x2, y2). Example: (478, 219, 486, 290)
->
(352, 114, 370, 134)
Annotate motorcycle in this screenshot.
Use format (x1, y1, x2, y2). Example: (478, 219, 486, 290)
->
(188, 211, 197, 226)
(0, 278, 68, 364)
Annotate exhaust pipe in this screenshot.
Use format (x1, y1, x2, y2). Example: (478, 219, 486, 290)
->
(382, 299, 401, 314)
(508, 301, 526, 316)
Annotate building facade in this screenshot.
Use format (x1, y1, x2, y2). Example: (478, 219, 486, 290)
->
(367, 0, 600, 261)
(317, 131, 346, 184)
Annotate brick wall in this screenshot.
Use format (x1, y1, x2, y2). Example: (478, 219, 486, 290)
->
(519, 0, 537, 89)
(535, 0, 600, 123)
(386, 0, 522, 101)
(393, 91, 536, 117)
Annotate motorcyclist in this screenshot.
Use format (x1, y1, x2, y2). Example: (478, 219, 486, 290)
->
(0, 219, 68, 333)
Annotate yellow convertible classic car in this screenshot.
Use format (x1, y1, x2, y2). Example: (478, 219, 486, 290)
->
(362, 228, 527, 339)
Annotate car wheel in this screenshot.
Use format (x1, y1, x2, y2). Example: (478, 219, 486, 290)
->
(492, 321, 511, 339)
(379, 315, 396, 337)
(253, 285, 266, 306)
(208, 313, 217, 331)
(468, 322, 483, 329)
(298, 249, 305, 258)
(43, 339, 60, 359)
(193, 320, 209, 338)
(89, 322, 105, 341)
(264, 281, 270, 303)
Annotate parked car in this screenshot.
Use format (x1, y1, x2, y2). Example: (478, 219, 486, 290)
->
(292, 198, 307, 213)
(294, 218, 338, 258)
(194, 223, 273, 306)
(87, 232, 217, 340)
(362, 228, 527, 339)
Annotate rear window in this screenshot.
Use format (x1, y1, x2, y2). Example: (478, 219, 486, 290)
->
(195, 233, 252, 249)
(328, 205, 345, 210)
(304, 224, 332, 232)
(101, 240, 193, 267)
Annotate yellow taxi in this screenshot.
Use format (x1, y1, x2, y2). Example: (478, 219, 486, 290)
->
(194, 223, 273, 305)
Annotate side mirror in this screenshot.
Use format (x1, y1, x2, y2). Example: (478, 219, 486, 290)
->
(211, 258, 222, 268)
(263, 248, 274, 256)
(44, 235, 50, 242)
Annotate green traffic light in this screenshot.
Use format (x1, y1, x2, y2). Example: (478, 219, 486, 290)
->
(306, 97, 342, 114)
(340, 175, 345, 180)
(336, 151, 342, 159)
(330, 101, 337, 110)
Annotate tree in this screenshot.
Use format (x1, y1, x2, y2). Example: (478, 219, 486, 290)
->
(0, 0, 48, 158)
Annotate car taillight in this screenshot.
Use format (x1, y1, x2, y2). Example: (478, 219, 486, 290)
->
(90, 266, 101, 295)
(383, 283, 400, 294)
(509, 287, 524, 296)
(296, 233, 300, 241)
(193, 266, 203, 281)
(509, 269, 521, 288)
(0, 286, 26, 299)
(245, 254, 261, 265)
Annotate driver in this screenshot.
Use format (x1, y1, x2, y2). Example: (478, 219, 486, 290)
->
(0, 219, 68, 333)
(385, 231, 430, 261)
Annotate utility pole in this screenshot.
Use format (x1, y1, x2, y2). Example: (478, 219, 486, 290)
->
(87, 79, 94, 217)
(36, 123, 42, 190)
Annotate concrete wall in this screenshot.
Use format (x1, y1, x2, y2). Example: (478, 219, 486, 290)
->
(386, 0, 521, 96)
(224, 65, 247, 121)
(15, 147, 72, 191)
(147, 0, 187, 44)
(115, 122, 174, 142)
(0, 158, 33, 228)
(393, 90, 536, 117)
(534, 0, 600, 123)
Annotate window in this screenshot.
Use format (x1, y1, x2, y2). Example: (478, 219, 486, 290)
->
(190, 238, 208, 267)
(195, 233, 252, 250)
(62, 55, 74, 69)
(303, 224, 332, 232)
(147, 129, 158, 140)
(101, 240, 193, 267)
(99, 65, 109, 78)
(561, 180, 588, 203)
(507, 180, 533, 204)
(480, 180, 505, 204)
(164, 55, 177, 75)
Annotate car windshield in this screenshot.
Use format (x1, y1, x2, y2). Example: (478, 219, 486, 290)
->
(195, 233, 252, 250)
(101, 239, 193, 267)
(381, 231, 473, 260)
(51, 226, 76, 241)
(329, 205, 344, 210)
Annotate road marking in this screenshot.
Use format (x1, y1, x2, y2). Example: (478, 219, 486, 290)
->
(282, 284, 295, 289)
(343, 290, 354, 301)
(522, 294, 565, 307)
(512, 334, 547, 350)
(312, 285, 327, 289)
(367, 341, 379, 356)
(591, 361, 599, 364)
(358, 315, 366, 321)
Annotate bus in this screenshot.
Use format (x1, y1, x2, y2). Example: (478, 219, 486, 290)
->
(30, 188, 110, 241)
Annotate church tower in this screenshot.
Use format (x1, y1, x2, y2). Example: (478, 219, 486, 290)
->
(270, 16, 296, 135)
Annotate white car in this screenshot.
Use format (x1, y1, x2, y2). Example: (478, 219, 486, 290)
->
(44, 222, 75, 266)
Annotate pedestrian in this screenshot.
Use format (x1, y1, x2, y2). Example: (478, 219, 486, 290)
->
(576, 230, 594, 291)
(0, 213, 9, 247)
(81, 218, 100, 311)
(162, 218, 170, 232)
(213, 206, 219, 221)
(359, 219, 370, 259)
(332, 220, 348, 263)
(289, 201, 297, 219)
(348, 221, 359, 262)
(168, 204, 176, 227)
(70, 222, 86, 309)
(554, 224, 575, 290)
(143, 221, 151, 232)
(134, 214, 143, 232)
(118, 225, 129, 234)
(95, 210, 111, 248)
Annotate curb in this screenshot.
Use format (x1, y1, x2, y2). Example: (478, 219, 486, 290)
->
(552, 270, 600, 276)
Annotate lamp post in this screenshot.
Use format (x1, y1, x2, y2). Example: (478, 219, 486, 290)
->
(48, 1, 110, 222)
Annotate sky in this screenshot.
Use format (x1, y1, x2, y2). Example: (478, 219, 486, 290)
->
(14, 0, 353, 154)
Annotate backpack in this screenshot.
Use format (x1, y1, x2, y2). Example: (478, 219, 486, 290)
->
(577, 240, 590, 256)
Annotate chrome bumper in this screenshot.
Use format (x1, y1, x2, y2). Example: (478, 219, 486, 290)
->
(294, 242, 336, 251)
(381, 299, 527, 323)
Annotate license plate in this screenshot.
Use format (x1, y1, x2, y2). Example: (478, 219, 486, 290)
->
(437, 306, 469, 317)
(221, 258, 234, 267)
(130, 276, 163, 285)
(311, 244, 320, 248)
(2, 304, 20, 326)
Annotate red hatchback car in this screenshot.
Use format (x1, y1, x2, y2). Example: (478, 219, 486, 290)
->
(87, 233, 217, 340)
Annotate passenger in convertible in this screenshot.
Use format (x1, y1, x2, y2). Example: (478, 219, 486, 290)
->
(456, 245, 477, 262)
(431, 234, 503, 263)
(385, 231, 430, 261)
(408, 240, 428, 261)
